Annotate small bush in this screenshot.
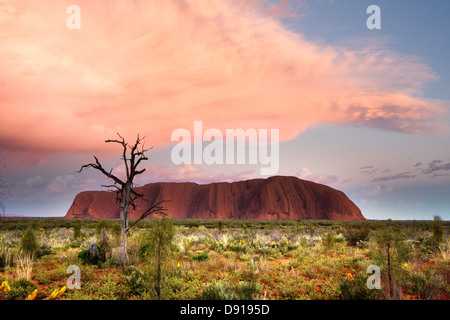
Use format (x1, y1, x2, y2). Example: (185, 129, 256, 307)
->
(78, 244, 106, 265)
(72, 219, 82, 240)
(202, 282, 237, 300)
(322, 230, 335, 251)
(20, 227, 38, 256)
(193, 253, 209, 262)
(339, 274, 381, 300)
(7, 279, 37, 300)
(201, 281, 258, 300)
(0, 246, 13, 270)
(36, 244, 52, 258)
(344, 227, 370, 247)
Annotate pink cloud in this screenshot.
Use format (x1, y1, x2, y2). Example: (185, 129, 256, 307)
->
(0, 0, 447, 163)
(296, 167, 339, 185)
(133, 164, 255, 185)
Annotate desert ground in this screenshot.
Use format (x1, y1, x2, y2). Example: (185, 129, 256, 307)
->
(0, 217, 448, 300)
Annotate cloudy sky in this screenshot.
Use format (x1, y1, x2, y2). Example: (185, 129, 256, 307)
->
(1, 0, 449, 220)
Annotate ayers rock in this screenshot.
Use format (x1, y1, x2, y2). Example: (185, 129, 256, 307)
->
(65, 176, 365, 220)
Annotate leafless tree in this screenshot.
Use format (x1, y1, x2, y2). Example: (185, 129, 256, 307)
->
(79, 133, 168, 265)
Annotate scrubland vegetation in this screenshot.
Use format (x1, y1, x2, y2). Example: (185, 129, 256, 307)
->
(0, 217, 448, 300)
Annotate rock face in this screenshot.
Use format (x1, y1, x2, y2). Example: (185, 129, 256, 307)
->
(65, 176, 365, 220)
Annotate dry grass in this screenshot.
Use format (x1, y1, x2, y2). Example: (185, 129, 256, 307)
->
(15, 252, 34, 281)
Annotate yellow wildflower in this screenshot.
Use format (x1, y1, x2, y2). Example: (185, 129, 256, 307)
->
(46, 286, 66, 300)
(0, 281, 11, 293)
(57, 286, 67, 297)
(177, 262, 181, 268)
(46, 289, 59, 300)
(26, 289, 38, 300)
(401, 263, 408, 270)
(364, 249, 370, 253)
(347, 273, 354, 280)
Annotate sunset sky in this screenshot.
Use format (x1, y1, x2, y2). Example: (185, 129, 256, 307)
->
(1, 0, 449, 220)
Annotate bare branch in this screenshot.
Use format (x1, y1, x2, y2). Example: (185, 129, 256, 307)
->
(78, 156, 125, 187)
(126, 200, 169, 232)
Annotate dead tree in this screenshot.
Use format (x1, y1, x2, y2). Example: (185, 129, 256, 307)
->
(79, 133, 168, 265)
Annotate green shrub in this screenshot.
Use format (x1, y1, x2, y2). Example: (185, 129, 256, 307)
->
(0, 245, 13, 270)
(344, 227, 370, 247)
(36, 243, 52, 258)
(125, 268, 148, 296)
(102, 257, 120, 267)
(193, 253, 209, 262)
(20, 227, 38, 256)
(7, 279, 37, 300)
(202, 282, 237, 300)
(431, 215, 444, 250)
(339, 274, 381, 300)
(323, 230, 335, 250)
(201, 281, 258, 300)
(78, 244, 106, 265)
(72, 219, 82, 240)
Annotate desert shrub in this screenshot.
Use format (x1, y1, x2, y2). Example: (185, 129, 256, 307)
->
(202, 282, 237, 300)
(125, 268, 148, 296)
(111, 223, 121, 238)
(372, 226, 410, 299)
(144, 217, 175, 299)
(96, 219, 110, 235)
(102, 257, 120, 267)
(72, 219, 82, 240)
(7, 278, 36, 300)
(431, 215, 444, 250)
(78, 244, 106, 265)
(193, 253, 209, 261)
(344, 226, 370, 247)
(322, 230, 335, 251)
(403, 271, 444, 300)
(339, 274, 381, 300)
(201, 281, 258, 300)
(0, 245, 13, 270)
(20, 227, 38, 256)
(36, 243, 52, 258)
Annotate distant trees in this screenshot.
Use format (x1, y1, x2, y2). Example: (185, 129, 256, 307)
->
(79, 133, 168, 266)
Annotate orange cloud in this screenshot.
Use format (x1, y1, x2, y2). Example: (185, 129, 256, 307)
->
(0, 0, 447, 160)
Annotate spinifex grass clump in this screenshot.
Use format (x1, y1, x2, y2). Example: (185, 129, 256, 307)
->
(20, 227, 38, 256)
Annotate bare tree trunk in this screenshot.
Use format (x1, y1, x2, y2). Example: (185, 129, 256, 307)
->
(78, 134, 168, 268)
(120, 183, 131, 266)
